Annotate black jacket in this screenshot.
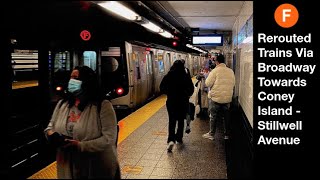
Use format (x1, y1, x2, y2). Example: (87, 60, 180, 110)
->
(160, 68, 194, 119)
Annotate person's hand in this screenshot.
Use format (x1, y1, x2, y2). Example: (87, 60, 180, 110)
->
(47, 130, 55, 136)
(196, 75, 203, 80)
(62, 139, 80, 149)
(47, 132, 66, 148)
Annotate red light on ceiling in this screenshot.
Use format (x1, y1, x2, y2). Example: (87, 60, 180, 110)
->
(172, 41, 177, 46)
(56, 86, 62, 91)
(80, 1, 90, 11)
(80, 30, 91, 41)
(116, 87, 124, 95)
(145, 47, 151, 51)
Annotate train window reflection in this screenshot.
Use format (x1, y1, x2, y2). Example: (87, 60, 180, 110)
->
(157, 53, 164, 73)
(54, 51, 71, 71)
(102, 57, 119, 72)
(83, 51, 97, 71)
(165, 53, 171, 72)
(11, 49, 39, 89)
(132, 52, 141, 80)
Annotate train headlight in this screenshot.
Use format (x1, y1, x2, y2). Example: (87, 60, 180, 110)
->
(56, 86, 63, 91)
(116, 87, 124, 95)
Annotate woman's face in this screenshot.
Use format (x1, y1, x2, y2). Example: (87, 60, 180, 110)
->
(70, 69, 80, 80)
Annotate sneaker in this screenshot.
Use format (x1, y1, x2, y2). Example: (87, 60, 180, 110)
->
(224, 135, 230, 140)
(185, 125, 191, 134)
(167, 141, 174, 152)
(202, 133, 214, 140)
(176, 140, 183, 144)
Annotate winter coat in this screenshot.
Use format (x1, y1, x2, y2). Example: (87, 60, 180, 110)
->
(205, 63, 235, 104)
(160, 69, 194, 119)
(44, 100, 120, 179)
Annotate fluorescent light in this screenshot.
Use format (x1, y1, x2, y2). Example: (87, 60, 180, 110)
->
(98, 1, 139, 21)
(141, 22, 162, 33)
(159, 31, 174, 38)
(96, 1, 174, 39)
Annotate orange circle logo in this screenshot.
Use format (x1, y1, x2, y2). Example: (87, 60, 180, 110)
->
(274, 3, 299, 28)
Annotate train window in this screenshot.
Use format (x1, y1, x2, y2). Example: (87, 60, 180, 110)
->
(83, 51, 97, 71)
(146, 53, 153, 75)
(132, 52, 141, 80)
(54, 51, 71, 71)
(11, 49, 39, 89)
(157, 53, 164, 73)
(101, 57, 119, 72)
(165, 53, 171, 72)
(138, 53, 146, 79)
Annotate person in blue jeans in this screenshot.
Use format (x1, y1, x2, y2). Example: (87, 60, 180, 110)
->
(202, 54, 235, 140)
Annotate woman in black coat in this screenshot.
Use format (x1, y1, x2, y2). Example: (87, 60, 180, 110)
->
(160, 60, 194, 151)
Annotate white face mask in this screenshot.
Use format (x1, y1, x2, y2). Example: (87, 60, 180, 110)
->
(68, 79, 82, 93)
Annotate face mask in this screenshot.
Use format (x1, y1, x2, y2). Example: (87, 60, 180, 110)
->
(68, 79, 82, 93)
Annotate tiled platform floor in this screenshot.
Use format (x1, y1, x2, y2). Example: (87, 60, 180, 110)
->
(117, 106, 227, 179)
(29, 78, 228, 179)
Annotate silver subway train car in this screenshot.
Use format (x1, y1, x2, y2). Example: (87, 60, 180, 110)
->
(100, 41, 204, 111)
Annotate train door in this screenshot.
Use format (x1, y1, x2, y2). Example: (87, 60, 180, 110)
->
(155, 50, 165, 94)
(171, 52, 176, 65)
(125, 49, 140, 108)
(131, 51, 143, 106)
(164, 53, 171, 74)
(146, 51, 154, 98)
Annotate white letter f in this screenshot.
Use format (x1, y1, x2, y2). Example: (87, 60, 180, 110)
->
(282, 9, 291, 22)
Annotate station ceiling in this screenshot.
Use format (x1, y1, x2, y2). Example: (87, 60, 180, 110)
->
(5, 1, 246, 52)
(146, 1, 245, 32)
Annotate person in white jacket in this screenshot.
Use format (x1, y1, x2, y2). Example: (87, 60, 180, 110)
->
(202, 54, 235, 140)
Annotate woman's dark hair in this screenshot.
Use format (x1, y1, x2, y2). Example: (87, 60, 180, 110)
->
(170, 60, 185, 72)
(62, 66, 101, 111)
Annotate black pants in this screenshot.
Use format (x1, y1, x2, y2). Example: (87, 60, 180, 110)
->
(167, 116, 184, 143)
(188, 102, 195, 120)
(166, 101, 186, 143)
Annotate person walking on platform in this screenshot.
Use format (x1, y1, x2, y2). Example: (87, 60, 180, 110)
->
(160, 60, 194, 152)
(181, 59, 191, 78)
(202, 54, 235, 140)
(44, 66, 121, 179)
(185, 82, 201, 134)
(181, 59, 193, 133)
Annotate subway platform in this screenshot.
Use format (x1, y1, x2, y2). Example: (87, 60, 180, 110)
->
(29, 94, 228, 179)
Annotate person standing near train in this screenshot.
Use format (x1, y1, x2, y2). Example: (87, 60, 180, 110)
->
(160, 60, 194, 152)
(202, 54, 235, 140)
(44, 66, 121, 179)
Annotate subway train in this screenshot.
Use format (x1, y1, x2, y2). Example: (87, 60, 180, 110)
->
(9, 40, 205, 178)
(51, 40, 205, 112)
